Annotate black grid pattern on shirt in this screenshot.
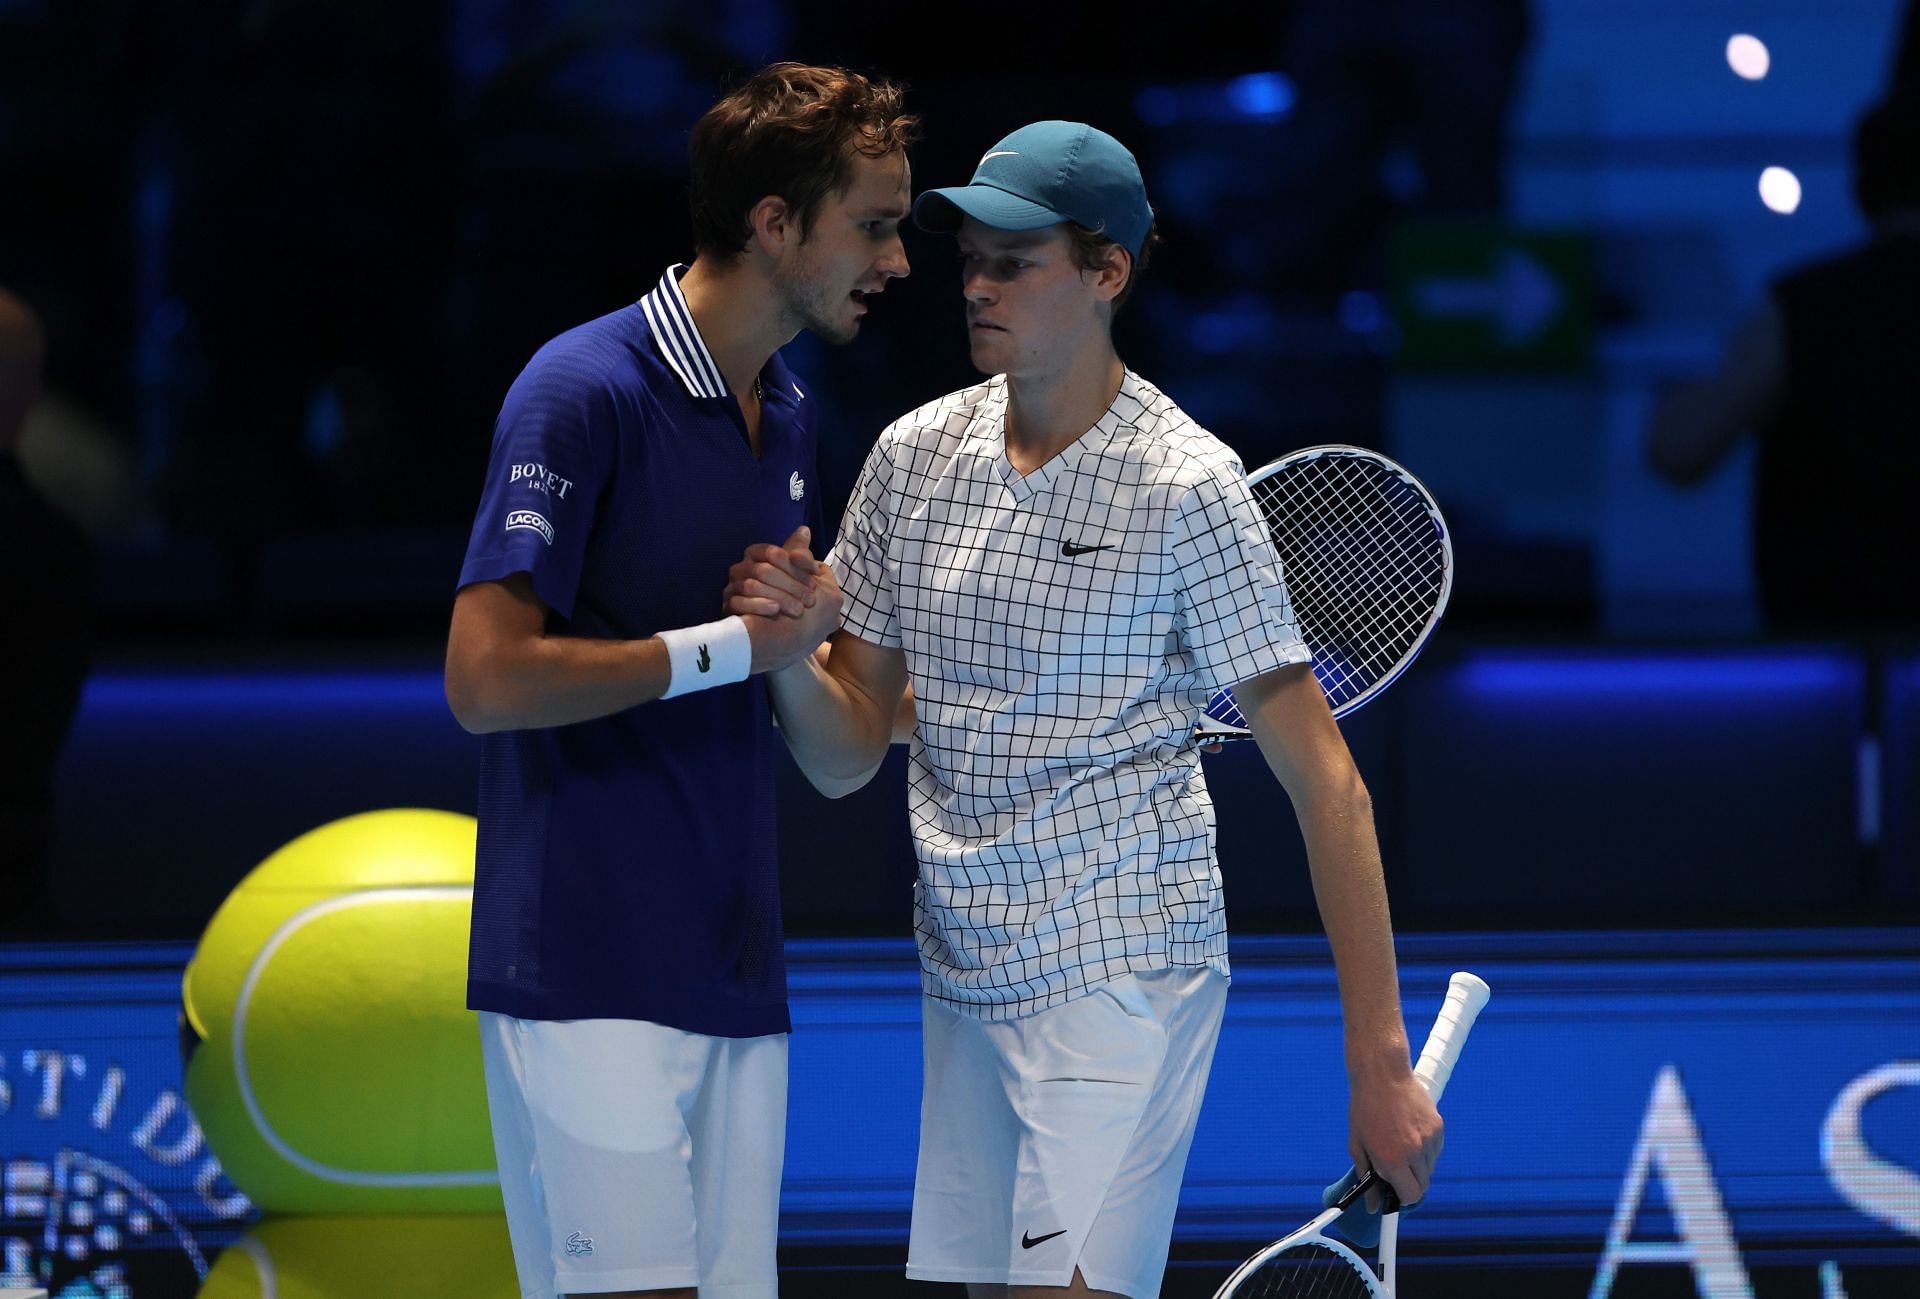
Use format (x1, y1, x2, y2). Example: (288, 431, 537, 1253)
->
(833, 373, 1310, 1018)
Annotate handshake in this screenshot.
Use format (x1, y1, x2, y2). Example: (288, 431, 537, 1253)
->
(725, 526, 845, 675)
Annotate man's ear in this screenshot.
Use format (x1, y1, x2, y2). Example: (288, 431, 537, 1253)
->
(1091, 243, 1132, 303)
(749, 195, 797, 257)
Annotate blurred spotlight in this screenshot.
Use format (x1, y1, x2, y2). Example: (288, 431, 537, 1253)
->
(304, 383, 345, 459)
(1226, 72, 1296, 121)
(1338, 291, 1387, 336)
(1134, 73, 1295, 127)
(1759, 166, 1802, 214)
(1727, 33, 1771, 80)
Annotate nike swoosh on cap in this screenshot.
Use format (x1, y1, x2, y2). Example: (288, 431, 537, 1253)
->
(981, 150, 1021, 162)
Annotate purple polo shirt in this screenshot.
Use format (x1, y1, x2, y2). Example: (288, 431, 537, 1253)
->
(457, 266, 822, 1036)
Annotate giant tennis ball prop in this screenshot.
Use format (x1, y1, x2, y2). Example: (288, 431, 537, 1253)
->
(195, 1213, 519, 1298)
(182, 809, 502, 1213)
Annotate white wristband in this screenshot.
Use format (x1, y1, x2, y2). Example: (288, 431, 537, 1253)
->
(657, 616, 752, 699)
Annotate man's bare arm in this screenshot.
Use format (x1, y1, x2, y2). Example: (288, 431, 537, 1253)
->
(445, 571, 838, 735)
(814, 641, 917, 742)
(1647, 301, 1786, 484)
(1235, 661, 1443, 1206)
(765, 623, 910, 798)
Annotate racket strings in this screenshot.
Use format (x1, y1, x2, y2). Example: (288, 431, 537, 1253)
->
(1205, 685, 1250, 729)
(1261, 465, 1443, 625)
(1261, 497, 1433, 647)
(1265, 463, 1434, 583)
(1254, 457, 1446, 712)
(1231, 1242, 1383, 1299)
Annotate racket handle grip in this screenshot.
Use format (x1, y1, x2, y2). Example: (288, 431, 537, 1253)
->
(1411, 971, 1490, 1103)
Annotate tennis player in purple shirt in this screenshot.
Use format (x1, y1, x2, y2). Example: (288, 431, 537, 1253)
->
(445, 64, 916, 1299)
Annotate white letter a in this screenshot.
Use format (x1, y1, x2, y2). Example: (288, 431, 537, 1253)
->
(1590, 1065, 1755, 1299)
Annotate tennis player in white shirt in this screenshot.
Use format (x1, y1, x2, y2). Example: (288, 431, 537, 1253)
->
(728, 120, 1442, 1299)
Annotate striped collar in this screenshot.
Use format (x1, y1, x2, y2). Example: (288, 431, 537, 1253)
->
(639, 264, 730, 399)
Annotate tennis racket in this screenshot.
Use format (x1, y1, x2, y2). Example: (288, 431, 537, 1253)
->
(1195, 445, 1451, 742)
(1211, 971, 1492, 1299)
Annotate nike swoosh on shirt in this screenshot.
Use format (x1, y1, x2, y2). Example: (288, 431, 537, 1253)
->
(1061, 541, 1114, 557)
(1021, 1228, 1068, 1249)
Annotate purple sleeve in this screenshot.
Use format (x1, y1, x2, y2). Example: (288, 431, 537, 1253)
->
(457, 357, 616, 620)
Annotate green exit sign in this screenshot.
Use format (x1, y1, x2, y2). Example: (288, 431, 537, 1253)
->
(1390, 224, 1593, 373)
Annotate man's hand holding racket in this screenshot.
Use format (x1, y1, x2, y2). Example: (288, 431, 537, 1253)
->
(1215, 973, 1488, 1298)
(1348, 1061, 1444, 1214)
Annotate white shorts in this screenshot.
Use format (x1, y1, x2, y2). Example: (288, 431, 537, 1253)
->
(906, 967, 1229, 1298)
(477, 1012, 786, 1299)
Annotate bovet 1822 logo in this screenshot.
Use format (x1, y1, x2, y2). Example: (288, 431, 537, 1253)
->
(505, 511, 554, 546)
(1, 1046, 254, 1298)
(507, 463, 573, 499)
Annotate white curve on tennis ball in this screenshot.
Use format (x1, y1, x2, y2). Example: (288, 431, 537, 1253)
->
(236, 1236, 280, 1299)
(231, 886, 500, 1187)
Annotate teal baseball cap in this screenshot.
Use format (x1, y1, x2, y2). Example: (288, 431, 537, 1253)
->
(912, 120, 1153, 258)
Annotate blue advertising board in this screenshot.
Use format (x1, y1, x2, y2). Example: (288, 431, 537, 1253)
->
(3, 931, 1914, 1296)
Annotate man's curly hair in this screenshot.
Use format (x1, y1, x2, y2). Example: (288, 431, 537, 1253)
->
(690, 63, 920, 257)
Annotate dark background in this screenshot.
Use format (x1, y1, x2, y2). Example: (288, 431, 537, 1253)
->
(5, 0, 1918, 934)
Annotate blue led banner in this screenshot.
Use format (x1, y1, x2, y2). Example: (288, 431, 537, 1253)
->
(2, 930, 1915, 1296)
(786, 929, 1919, 1296)
(0, 946, 251, 1297)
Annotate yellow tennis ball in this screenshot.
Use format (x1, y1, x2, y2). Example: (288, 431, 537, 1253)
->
(194, 1213, 519, 1298)
(182, 808, 501, 1214)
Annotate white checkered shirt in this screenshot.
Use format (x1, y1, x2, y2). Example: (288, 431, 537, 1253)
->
(831, 370, 1311, 1018)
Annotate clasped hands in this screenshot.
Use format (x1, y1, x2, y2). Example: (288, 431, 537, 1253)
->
(725, 526, 843, 674)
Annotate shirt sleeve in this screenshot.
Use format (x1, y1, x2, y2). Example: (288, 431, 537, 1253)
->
(1168, 461, 1312, 693)
(828, 433, 901, 648)
(456, 354, 615, 620)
